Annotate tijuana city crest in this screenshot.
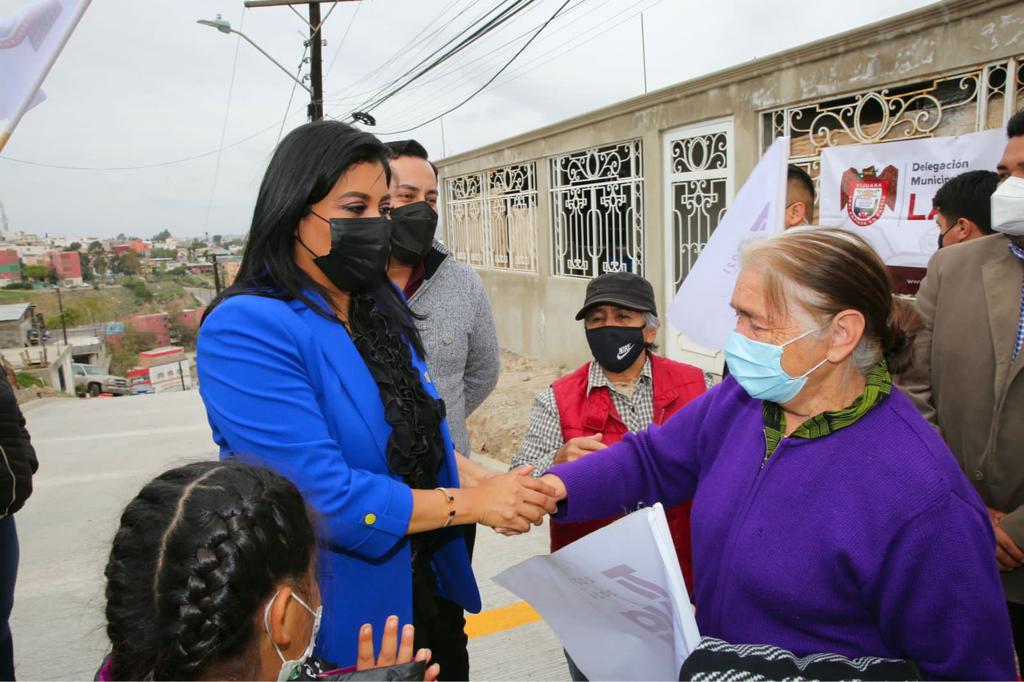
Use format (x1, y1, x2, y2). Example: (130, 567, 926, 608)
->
(840, 165, 899, 227)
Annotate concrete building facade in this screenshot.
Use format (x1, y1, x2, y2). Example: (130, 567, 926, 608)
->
(0, 303, 34, 348)
(132, 313, 171, 346)
(437, 0, 1024, 375)
(48, 251, 83, 287)
(0, 249, 21, 284)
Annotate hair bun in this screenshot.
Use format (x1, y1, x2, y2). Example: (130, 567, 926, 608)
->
(882, 296, 923, 375)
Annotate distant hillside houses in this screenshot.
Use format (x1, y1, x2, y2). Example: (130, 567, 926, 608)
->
(0, 231, 245, 286)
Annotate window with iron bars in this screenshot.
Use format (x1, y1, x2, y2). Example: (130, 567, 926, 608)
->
(444, 163, 538, 272)
(549, 140, 644, 279)
(761, 56, 1024, 213)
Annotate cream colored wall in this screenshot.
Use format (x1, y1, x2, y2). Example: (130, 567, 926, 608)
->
(441, 0, 1024, 366)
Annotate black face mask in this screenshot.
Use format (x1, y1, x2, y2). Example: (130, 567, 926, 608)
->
(389, 201, 438, 266)
(301, 212, 392, 293)
(586, 325, 646, 373)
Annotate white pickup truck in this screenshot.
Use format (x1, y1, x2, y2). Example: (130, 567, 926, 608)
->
(73, 363, 129, 397)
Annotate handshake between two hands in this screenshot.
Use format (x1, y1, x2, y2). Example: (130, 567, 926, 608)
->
(455, 438, 607, 536)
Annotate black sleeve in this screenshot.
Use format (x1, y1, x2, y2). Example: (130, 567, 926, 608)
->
(0, 372, 37, 516)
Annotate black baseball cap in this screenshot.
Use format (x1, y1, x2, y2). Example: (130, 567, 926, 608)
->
(575, 272, 657, 320)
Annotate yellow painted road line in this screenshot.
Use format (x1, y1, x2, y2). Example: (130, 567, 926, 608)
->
(465, 601, 542, 639)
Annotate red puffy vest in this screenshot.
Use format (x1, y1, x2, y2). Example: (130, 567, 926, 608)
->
(549, 354, 706, 588)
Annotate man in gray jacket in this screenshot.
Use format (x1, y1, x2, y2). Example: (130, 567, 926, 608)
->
(902, 109, 1024, 673)
(385, 140, 500, 465)
(385, 139, 500, 677)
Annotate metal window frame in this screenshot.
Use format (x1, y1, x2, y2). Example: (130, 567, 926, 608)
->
(548, 139, 645, 280)
(444, 162, 539, 273)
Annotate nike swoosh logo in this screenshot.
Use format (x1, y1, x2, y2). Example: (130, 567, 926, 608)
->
(616, 344, 634, 361)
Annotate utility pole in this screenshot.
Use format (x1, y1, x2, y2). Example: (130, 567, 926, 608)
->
(55, 286, 68, 344)
(209, 253, 222, 294)
(242, 1, 363, 121)
(308, 2, 324, 121)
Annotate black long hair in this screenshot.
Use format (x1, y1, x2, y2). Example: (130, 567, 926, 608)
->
(103, 460, 316, 681)
(205, 119, 424, 356)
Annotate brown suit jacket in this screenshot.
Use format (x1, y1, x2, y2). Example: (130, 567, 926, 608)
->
(903, 233, 1024, 601)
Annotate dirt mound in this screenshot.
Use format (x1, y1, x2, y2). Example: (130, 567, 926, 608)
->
(467, 349, 567, 464)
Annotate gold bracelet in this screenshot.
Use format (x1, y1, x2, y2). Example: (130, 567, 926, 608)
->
(435, 487, 456, 528)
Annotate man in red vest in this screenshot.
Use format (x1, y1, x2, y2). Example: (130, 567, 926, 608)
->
(511, 271, 706, 680)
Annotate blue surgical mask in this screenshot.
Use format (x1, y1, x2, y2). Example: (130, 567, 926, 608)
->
(724, 327, 828, 404)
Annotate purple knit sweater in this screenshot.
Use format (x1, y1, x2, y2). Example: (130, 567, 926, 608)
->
(548, 378, 1015, 680)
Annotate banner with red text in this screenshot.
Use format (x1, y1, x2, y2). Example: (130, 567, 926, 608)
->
(819, 128, 1005, 293)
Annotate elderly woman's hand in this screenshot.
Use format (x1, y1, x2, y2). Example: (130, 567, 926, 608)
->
(493, 473, 567, 537)
(470, 466, 559, 533)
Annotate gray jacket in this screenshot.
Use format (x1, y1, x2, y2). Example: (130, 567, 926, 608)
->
(408, 242, 500, 455)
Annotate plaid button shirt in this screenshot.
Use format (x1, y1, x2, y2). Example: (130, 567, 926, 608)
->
(511, 359, 654, 474)
(1010, 241, 1024, 362)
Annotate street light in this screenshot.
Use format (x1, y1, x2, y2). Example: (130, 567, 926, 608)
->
(197, 15, 313, 97)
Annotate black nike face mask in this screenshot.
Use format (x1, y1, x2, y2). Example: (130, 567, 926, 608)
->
(299, 211, 392, 293)
(586, 325, 646, 373)
(389, 201, 438, 266)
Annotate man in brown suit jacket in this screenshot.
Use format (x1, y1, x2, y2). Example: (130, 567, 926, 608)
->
(904, 108, 1024, 672)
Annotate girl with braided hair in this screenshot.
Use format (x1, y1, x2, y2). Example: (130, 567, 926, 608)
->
(197, 120, 558, 677)
(102, 460, 440, 681)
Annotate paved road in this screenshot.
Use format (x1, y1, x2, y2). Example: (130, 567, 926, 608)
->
(185, 286, 216, 307)
(9, 391, 565, 680)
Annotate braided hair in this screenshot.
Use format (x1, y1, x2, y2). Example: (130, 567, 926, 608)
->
(103, 460, 316, 681)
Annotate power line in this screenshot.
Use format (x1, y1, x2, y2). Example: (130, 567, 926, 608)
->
(373, 0, 572, 136)
(0, 110, 306, 172)
(486, 0, 667, 91)
(382, 0, 660, 131)
(323, 0, 590, 108)
(348, 0, 537, 117)
(323, 0, 476, 105)
(203, 8, 246, 232)
(279, 45, 310, 144)
(324, 0, 364, 79)
(371, 0, 605, 129)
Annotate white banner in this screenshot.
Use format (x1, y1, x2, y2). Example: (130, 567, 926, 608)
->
(494, 505, 700, 681)
(819, 128, 1006, 270)
(667, 137, 789, 350)
(0, 0, 91, 142)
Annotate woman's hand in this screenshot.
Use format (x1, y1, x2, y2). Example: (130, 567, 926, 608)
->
(356, 616, 441, 681)
(538, 473, 567, 502)
(455, 451, 498, 488)
(493, 473, 567, 537)
(469, 466, 558, 532)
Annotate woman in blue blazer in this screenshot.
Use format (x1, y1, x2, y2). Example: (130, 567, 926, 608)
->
(196, 121, 557, 677)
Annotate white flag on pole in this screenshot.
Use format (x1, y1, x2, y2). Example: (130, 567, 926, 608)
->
(667, 137, 790, 350)
(494, 504, 700, 681)
(0, 0, 91, 144)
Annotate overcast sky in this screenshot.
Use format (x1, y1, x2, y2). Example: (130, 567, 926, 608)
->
(0, 0, 937, 239)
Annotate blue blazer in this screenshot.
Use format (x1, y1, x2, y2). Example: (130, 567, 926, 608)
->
(196, 291, 481, 666)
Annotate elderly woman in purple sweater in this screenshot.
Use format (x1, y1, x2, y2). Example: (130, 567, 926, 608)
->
(539, 228, 1015, 680)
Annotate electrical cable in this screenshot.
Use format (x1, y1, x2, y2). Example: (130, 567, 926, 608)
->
(382, 0, 660, 131)
(372, 0, 572, 135)
(485, 0, 667, 91)
(371, 0, 608, 130)
(324, 0, 485, 106)
(348, 0, 536, 117)
(323, 0, 591, 109)
(278, 45, 310, 144)
(325, 0, 364, 79)
(202, 8, 246, 232)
